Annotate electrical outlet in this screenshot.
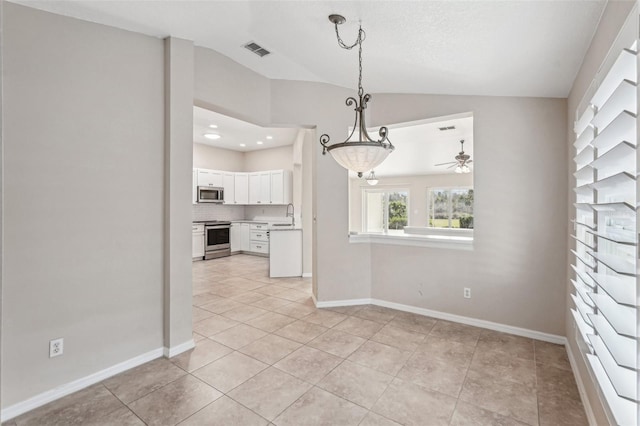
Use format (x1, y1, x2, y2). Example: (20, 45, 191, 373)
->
(463, 288, 471, 299)
(49, 338, 64, 358)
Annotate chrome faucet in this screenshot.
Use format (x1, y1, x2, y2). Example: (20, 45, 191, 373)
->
(286, 203, 295, 227)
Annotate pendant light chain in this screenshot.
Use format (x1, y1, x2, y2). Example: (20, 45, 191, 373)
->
(333, 23, 366, 97)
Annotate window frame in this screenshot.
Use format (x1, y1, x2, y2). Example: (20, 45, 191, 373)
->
(361, 187, 410, 234)
(427, 186, 474, 229)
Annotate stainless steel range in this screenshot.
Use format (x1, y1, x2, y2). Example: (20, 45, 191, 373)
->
(203, 221, 231, 259)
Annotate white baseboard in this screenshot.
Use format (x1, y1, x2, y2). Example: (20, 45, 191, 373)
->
(314, 297, 566, 345)
(566, 341, 598, 426)
(302, 272, 312, 278)
(314, 298, 371, 308)
(1, 347, 164, 422)
(163, 339, 195, 358)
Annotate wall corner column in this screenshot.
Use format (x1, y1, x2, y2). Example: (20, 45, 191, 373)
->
(163, 36, 194, 355)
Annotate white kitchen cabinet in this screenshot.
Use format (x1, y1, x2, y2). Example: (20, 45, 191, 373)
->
(249, 172, 271, 204)
(192, 224, 204, 259)
(192, 168, 198, 204)
(249, 224, 269, 255)
(223, 172, 235, 204)
(269, 229, 302, 277)
(197, 169, 223, 187)
(240, 223, 251, 251)
(230, 223, 242, 253)
(234, 173, 249, 204)
(270, 170, 292, 204)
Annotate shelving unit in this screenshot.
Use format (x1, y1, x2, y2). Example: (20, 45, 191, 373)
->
(572, 35, 638, 425)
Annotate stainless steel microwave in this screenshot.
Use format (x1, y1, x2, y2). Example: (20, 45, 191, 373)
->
(197, 186, 224, 203)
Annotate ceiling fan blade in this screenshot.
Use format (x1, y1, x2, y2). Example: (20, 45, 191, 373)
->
(434, 161, 456, 166)
(466, 160, 473, 164)
(447, 164, 457, 169)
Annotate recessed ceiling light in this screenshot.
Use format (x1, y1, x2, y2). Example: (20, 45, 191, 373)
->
(204, 133, 221, 140)
(209, 124, 218, 129)
(266, 136, 273, 140)
(239, 143, 246, 147)
(257, 141, 263, 145)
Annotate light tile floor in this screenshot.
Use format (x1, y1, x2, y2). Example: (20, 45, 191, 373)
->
(6, 254, 588, 426)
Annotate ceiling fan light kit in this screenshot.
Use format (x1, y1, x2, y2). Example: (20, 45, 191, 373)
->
(435, 139, 472, 173)
(319, 14, 395, 178)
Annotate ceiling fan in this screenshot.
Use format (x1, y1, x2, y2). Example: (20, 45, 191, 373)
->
(434, 139, 472, 173)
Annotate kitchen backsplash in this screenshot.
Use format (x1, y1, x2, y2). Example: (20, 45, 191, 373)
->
(245, 205, 287, 219)
(192, 204, 288, 222)
(192, 203, 246, 221)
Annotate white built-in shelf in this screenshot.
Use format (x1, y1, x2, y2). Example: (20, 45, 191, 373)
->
(588, 314, 637, 369)
(592, 111, 636, 153)
(587, 354, 637, 426)
(571, 279, 594, 307)
(587, 272, 635, 306)
(591, 79, 637, 130)
(588, 334, 637, 401)
(572, 308, 594, 346)
(590, 202, 635, 215)
(587, 251, 635, 276)
(588, 292, 636, 337)
(591, 48, 638, 108)
(574, 145, 595, 167)
(586, 228, 635, 246)
(592, 171, 636, 193)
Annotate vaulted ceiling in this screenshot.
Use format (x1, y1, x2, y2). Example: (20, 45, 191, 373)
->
(13, 0, 606, 97)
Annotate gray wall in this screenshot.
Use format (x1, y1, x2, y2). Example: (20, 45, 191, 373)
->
(565, 1, 636, 424)
(3, 4, 165, 406)
(368, 94, 568, 335)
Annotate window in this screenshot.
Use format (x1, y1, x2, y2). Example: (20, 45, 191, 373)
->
(428, 187, 473, 228)
(363, 189, 409, 234)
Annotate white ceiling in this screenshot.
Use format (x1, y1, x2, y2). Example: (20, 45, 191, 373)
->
(194, 106, 298, 152)
(13, 1, 606, 98)
(351, 114, 474, 177)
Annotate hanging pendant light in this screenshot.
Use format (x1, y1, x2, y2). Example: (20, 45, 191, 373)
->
(365, 170, 379, 186)
(319, 14, 395, 178)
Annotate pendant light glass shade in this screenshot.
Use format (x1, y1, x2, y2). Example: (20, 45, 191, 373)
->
(328, 143, 391, 176)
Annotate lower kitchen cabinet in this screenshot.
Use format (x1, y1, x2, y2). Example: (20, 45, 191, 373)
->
(230, 223, 242, 253)
(241, 224, 250, 251)
(230, 222, 268, 256)
(192, 224, 204, 259)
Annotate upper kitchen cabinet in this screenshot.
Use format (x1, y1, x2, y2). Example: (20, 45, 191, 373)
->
(197, 169, 223, 187)
(249, 172, 271, 204)
(249, 170, 292, 205)
(270, 170, 292, 204)
(234, 173, 249, 204)
(223, 172, 235, 204)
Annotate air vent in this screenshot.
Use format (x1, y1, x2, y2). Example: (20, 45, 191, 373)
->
(438, 125, 456, 131)
(244, 41, 271, 57)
